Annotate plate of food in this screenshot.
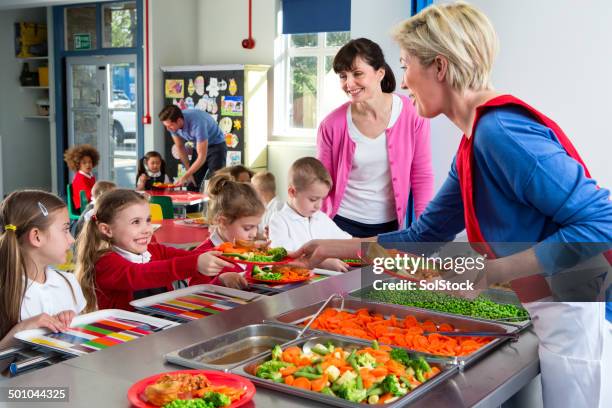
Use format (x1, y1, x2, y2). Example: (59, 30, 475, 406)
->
(216, 241, 292, 265)
(247, 265, 314, 284)
(341, 258, 369, 267)
(174, 218, 209, 227)
(127, 369, 255, 408)
(152, 182, 178, 189)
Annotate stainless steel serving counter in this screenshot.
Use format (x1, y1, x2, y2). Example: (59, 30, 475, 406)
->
(3, 270, 540, 407)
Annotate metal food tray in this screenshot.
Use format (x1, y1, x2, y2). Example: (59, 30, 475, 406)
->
(231, 333, 458, 408)
(165, 323, 304, 372)
(349, 280, 532, 331)
(270, 298, 519, 367)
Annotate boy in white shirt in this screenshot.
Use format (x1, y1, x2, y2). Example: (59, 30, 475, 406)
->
(269, 157, 351, 272)
(252, 171, 283, 236)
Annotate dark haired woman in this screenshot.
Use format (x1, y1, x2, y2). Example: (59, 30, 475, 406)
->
(317, 38, 434, 237)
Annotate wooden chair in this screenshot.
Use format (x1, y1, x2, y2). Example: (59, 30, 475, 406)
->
(149, 203, 163, 222)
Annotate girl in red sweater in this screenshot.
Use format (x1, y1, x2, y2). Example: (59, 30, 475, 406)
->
(74, 189, 234, 311)
(192, 173, 266, 288)
(63, 144, 100, 212)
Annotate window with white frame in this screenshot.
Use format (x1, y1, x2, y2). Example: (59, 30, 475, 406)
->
(274, 31, 350, 137)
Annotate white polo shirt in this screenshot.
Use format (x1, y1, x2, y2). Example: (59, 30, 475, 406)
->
(268, 203, 352, 252)
(20, 268, 87, 321)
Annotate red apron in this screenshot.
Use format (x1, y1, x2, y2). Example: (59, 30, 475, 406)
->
(456, 94, 611, 302)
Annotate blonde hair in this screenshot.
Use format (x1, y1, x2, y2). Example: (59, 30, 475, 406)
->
(0, 190, 72, 339)
(75, 189, 147, 312)
(206, 173, 264, 225)
(289, 157, 332, 192)
(91, 181, 116, 200)
(251, 171, 276, 195)
(393, 1, 498, 91)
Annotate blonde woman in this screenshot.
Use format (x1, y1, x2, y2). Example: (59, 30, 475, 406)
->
(293, 3, 612, 407)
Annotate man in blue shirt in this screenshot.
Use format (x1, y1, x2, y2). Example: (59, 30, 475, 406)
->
(159, 105, 227, 190)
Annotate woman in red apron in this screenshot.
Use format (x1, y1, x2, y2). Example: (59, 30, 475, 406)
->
(292, 3, 612, 407)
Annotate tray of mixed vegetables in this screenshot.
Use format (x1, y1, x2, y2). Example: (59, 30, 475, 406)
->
(231, 335, 457, 407)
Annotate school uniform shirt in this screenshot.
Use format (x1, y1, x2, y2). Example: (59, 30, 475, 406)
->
(21, 267, 86, 321)
(71, 171, 96, 211)
(258, 196, 283, 236)
(190, 230, 245, 286)
(268, 203, 352, 252)
(94, 243, 204, 310)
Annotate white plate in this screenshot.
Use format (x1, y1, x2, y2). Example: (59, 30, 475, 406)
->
(129, 284, 260, 321)
(14, 309, 178, 356)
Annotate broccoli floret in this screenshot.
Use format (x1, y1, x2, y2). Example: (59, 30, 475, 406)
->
(336, 385, 367, 403)
(320, 387, 335, 397)
(202, 391, 232, 407)
(256, 360, 291, 379)
(354, 352, 377, 368)
(381, 375, 408, 397)
(416, 356, 432, 372)
(389, 348, 412, 367)
(267, 247, 288, 261)
(271, 345, 283, 361)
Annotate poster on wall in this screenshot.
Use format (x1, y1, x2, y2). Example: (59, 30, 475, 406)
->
(162, 67, 245, 178)
(165, 79, 184, 98)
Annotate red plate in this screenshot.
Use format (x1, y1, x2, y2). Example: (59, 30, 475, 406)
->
(245, 267, 313, 284)
(127, 369, 256, 408)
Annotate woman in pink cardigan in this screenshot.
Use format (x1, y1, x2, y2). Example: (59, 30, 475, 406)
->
(317, 38, 434, 237)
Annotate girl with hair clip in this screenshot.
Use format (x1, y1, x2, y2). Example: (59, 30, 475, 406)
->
(75, 189, 234, 312)
(191, 173, 266, 288)
(0, 190, 86, 351)
(136, 151, 172, 191)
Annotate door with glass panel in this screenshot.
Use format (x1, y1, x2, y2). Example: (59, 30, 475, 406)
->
(66, 55, 137, 188)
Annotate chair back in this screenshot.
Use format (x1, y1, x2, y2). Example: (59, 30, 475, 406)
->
(149, 203, 163, 222)
(66, 184, 80, 220)
(149, 196, 174, 219)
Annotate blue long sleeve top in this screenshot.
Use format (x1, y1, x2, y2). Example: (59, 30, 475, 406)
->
(378, 106, 612, 316)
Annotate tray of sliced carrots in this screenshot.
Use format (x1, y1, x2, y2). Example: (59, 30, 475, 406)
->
(271, 298, 518, 366)
(231, 335, 457, 408)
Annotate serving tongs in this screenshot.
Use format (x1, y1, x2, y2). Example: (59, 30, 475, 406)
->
(295, 292, 345, 342)
(423, 330, 519, 341)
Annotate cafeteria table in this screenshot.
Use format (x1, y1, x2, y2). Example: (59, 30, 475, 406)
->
(145, 189, 207, 206)
(152, 219, 210, 248)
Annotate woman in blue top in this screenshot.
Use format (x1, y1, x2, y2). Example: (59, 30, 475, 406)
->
(159, 105, 227, 190)
(292, 3, 612, 407)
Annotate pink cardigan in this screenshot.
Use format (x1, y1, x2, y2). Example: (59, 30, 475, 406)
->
(317, 93, 434, 229)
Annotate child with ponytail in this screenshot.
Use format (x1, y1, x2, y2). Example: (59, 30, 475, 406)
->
(191, 173, 266, 288)
(0, 190, 85, 350)
(75, 189, 234, 311)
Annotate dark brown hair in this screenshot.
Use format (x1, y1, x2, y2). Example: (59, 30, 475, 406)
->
(136, 151, 167, 184)
(0, 190, 70, 339)
(158, 105, 183, 122)
(75, 189, 148, 312)
(206, 173, 264, 225)
(63, 144, 100, 171)
(289, 157, 332, 191)
(333, 38, 396, 93)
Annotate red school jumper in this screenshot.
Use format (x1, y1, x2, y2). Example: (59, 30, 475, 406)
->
(95, 242, 213, 310)
(72, 171, 96, 211)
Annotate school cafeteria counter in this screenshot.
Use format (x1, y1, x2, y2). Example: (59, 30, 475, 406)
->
(3, 270, 540, 407)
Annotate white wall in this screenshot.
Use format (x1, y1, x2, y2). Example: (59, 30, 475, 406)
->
(429, 0, 612, 191)
(0, 7, 52, 194)
(145, 0, 199, 153)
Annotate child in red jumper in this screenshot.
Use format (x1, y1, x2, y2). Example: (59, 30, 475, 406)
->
(64, 144, 100, 212)
(74, 189, 234, 311)
(192, 173, 266, 288)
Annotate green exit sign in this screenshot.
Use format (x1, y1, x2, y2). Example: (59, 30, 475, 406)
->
(74, 33, 91, 50)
